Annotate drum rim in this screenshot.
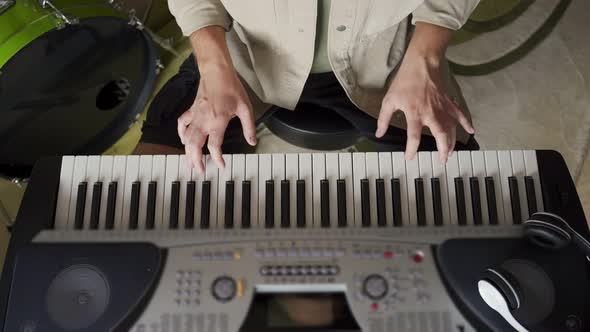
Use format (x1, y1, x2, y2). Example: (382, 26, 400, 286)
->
(0, 3, 123, 68)
(0, 16, 159, 178)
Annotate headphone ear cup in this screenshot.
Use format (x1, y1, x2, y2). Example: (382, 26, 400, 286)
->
(524, 212, 571, 250)
(481, 267, 522, 310)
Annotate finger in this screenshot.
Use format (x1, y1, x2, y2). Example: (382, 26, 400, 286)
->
(177, 110, 193, 145)
(237, 103, 257, 146)
(447, 100, 475, 134)
(376, 97, 399, 138)
(433, 132, 450, 164)
(448, 127, 457, 160)
(404, 119, 422, 161)
(186, 127, 207, 174)
(207, 124, 228, 169)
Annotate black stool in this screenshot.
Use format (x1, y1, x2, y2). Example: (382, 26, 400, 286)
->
(263, 103, 360, 150)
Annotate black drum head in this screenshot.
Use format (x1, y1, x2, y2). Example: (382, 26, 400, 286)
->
(0, 16, 157, 177)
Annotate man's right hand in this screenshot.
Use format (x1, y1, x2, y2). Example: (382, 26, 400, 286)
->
(177, 26, 257, 173)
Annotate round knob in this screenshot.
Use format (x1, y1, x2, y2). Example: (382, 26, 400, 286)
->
(363, 274, 389, 300)
(211, 276, 237, 302)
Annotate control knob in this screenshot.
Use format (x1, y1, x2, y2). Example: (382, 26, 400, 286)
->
(211, 276, 237, 302)
(363, 274, 388, 301)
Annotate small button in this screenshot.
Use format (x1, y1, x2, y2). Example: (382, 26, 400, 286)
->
(310, 266, 319, 275)
(311, 248, 322, 257)
(323, 248, 334, 257)
(335, 248, 345, 257)
(413, 251, 424, 263)
(192, 253, 202, 261)
(288, 248, 297, 257)
(371, 303, 379, 311)
(383, 251, 393, 259)
(264, 248, 275, 258)
(299, 248, 311, 257)
(277, 248, 287, 257)
(202, 252, 212, 260)
(223, 252, 233, 260)
(254, 249, 264, 258)
(260, 266, 270, 276)
(336, 25, 347, 32)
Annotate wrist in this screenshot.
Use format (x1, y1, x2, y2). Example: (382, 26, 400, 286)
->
(190, 26, 234, 74)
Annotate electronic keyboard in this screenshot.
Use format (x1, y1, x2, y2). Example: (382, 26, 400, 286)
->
(0, 150, 588, 332)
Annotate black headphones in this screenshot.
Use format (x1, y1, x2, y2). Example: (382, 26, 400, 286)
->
(478, 212, 590, 332)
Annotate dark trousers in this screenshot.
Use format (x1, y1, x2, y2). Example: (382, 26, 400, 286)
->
(140, 55, 479, 152)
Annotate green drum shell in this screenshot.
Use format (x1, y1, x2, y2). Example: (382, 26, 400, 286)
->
(0, 0, 124, 67)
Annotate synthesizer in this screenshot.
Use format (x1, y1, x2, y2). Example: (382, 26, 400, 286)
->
(0, 150, 588, 332)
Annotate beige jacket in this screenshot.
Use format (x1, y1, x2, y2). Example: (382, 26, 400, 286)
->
(168, 0, 480, 143)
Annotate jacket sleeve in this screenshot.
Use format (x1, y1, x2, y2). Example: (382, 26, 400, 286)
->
(168, 0, 232, 36)
(411, 0, 480, 30)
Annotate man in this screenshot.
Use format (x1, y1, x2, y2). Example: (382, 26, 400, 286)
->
(135, 0, 480, 173)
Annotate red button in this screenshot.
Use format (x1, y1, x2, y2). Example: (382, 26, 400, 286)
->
(371, 303, 379, 311)
(413, 251, 424, 263)
(383, 251, 393, 259)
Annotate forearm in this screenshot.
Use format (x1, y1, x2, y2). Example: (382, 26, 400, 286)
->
(405, 22, 453, 67)
(190, 26, 235, 77)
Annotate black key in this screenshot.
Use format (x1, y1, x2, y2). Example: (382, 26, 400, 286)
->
(74, 182, 88, 230)
(485, 177, 498, 225)
(169, 181, 180, 229)
(470, 177, 482, 225)
(376, 179, 386, 227)
(185, 181, 196, 229)
(242, 180, 251, 228)
(89, 182, 102, 230)
(265, 180, 274, 228)
(391, 178, 402, 227)
(454, 177, 467, 226)
(524, 176, 538, 215)
(201, 181, 211, 229)
(337, 179, 347, 227)
(431, 178, 443, 226)
(361, 179, 370, 227)
(105, 182, 117, 230)
(508, 176, 522, 224)
(281, 180, 290, 228)
(296, 180, 306, 228)
(415, 178, 426, 226)
(146, 181, 157, 229)
(320, 180, 330, 228)
(225, 181, 234, 229)
(129, 181, 140, 229)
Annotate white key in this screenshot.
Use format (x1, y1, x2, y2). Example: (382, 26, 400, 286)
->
(378, 153, 394, 227)
(137, 155, 153, 229)
(163, 155, 179, 229)
(326, 153, 339, 227)
(55, 156, 75, 229)
(418, 152, 434, 226)
(178, 155, 192, 228)
(152, 155, 166, 229)
(285, 154, 299, 228)
(122, 156, 139, 229)
(366, 153, 379, 227)
(272, 154, 285, 227)
(392, 152, 410, 226)
(471, 151, 490, 225)
(498, 151, 514, 224)
(352, 153, 366, 227)
(97, 156, 113, 230)
(192, 157, 205, 229)
(431, 154, 451, 225)
(258, 154, 272, 227)
(82, 156, 100, 230)
(205, 155, 219, 228)
(68, 156, 88, 229)
(299, 154, 313, 227)
(339, 153, 354, 227)
(485, 151, 505, 224)
(112, 156, 127, 230)
(232, 154, 245, 228)
(458, 151, 474, 225)
(523, 150, 544, 212)
(312, 154, 326, 228)
(245, 154, 259, 227)
(511, 150, 529, 222)
(218, 154, 233, 228)
(405, 155, 419, 226)
(445, 153, 460, 225)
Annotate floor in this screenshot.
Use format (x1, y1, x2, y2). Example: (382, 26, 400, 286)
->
(1, 0, 590, 273)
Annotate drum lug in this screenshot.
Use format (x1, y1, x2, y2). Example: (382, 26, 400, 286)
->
(39, 0, 79, 26)
(128, 10, 181, 57)
(0, 0, 15, 15)
(155, 59, 164, 75)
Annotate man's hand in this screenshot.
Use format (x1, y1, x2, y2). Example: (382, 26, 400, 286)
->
(178, 26, 256, 173)
(375, 22, 474, 163)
